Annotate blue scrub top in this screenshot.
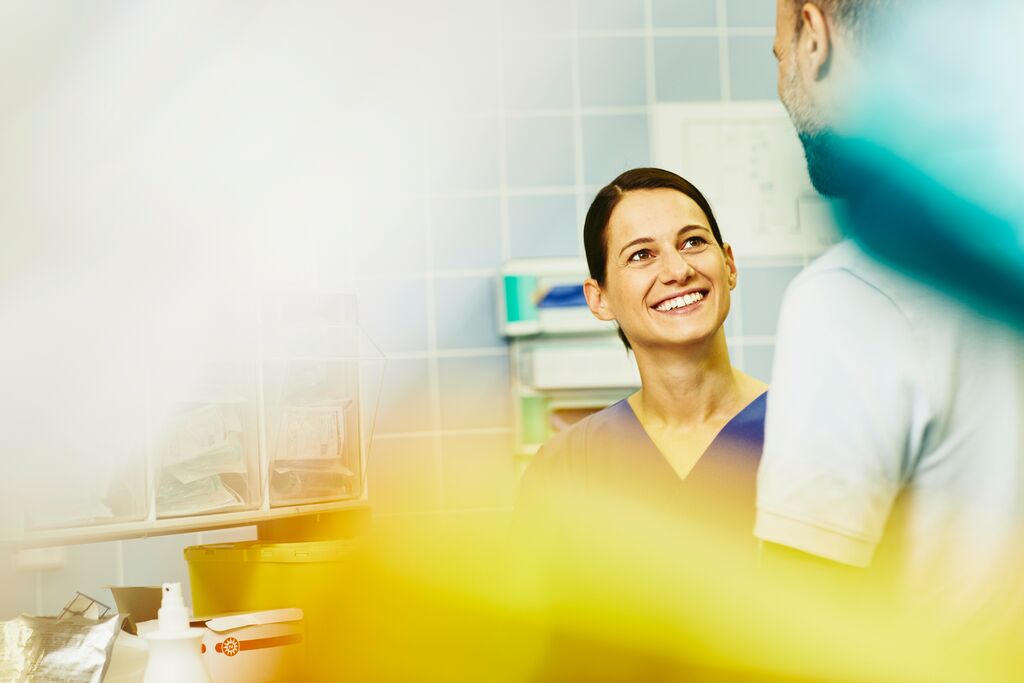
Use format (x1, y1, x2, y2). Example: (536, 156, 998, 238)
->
(518, 392, 767, 554)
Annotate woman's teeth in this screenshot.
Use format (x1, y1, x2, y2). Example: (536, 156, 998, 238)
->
(655, 291, 704, 312)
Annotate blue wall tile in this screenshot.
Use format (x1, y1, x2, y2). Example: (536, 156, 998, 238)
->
(729, 35, 778, 100)
(500, 0, 573, 34)
(654, 37, 722, 101)
(431, 117, 501, 191)
(581, 113, 651, 185)
(431, 196, 503, 270)
(367, 437, 439, 513)
(740, 343, 775, 382)
(739, 265, 802, 336)
(436, 0, 502, 34)
(724, 298, 739, 338)
(374, 358, 434, 434)
(434, 276, 504, 350)
(577, 0, 646, 30)
(508, 194, 580, 259)
(651, 0, 719, 27)
(505, 115, 576, 188)
(437, 35, 503, 112)
(357, 278, 430, 353)
(438, 355, 512, 430)
(346, 198, 429, 278)
(503, 37, 574, 110)
(441, 432, 517, 509)
(579, 37, 648, 107)
(726, 0, 776, 27)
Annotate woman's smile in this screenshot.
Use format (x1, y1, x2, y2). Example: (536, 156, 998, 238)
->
(651, 288, 710, 315)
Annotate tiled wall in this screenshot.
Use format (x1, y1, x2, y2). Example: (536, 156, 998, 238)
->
(1, 0, 798, 619)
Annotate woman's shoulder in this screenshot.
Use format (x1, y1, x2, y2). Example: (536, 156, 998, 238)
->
(529, 398, 637, 470)
(518, 399, 637, 512)
(720, 389, 768, 452)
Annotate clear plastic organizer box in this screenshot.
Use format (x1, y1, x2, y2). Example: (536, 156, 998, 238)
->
(13, 291, 383, 537)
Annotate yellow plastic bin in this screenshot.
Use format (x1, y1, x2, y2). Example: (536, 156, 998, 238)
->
(185, 540, 358, 681)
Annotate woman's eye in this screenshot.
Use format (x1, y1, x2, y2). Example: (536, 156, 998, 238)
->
(682, 236, 708, 250)
(628, 249, 653, 262)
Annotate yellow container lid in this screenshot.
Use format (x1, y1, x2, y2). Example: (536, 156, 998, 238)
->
(184, 540, 358, 564)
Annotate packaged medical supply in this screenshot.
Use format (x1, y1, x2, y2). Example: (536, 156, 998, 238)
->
(0, 612, 121, 682)
(193, 609, 304, 683)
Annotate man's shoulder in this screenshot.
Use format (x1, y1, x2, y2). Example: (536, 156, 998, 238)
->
(792, 240, 925, 310)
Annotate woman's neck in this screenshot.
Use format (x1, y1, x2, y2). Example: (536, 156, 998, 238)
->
(628, 331, 748, 429)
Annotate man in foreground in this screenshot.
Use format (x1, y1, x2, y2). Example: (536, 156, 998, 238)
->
(756, 0, 1024, 619)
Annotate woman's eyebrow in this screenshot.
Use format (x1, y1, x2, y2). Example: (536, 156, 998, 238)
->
(618, 236, 654, 257)
(679, 224, 711, 236)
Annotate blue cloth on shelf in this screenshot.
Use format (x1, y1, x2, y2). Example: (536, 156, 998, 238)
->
(537, 284, 586, 309)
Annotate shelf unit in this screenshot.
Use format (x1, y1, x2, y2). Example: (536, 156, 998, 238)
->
(499, 260, 639, 466)
(5, 291, 385, 550)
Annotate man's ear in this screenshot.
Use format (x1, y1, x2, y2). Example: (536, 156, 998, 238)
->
(799, 2, 833, 80)
(583, 278, 615, 322)
(722, 243, 737, 290)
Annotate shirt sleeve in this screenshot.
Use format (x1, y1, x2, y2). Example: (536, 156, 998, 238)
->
(754, 267, 919, 567)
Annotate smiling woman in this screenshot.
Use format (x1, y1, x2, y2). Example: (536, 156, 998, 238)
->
(517, 168, 768, 576)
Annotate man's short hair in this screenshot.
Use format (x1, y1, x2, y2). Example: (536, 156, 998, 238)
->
(790, 0, 896, 43)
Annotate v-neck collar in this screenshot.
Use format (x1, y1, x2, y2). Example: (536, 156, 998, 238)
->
(612, 391, 767, 484)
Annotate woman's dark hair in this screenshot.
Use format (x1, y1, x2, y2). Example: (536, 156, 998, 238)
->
(583, 167, 724, 350)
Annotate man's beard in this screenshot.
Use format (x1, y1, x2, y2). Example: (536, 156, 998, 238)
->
(780, 48, 848, 198)
(796, 129, 847, 198)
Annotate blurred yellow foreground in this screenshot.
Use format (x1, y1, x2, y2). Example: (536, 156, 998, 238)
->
(290, 484, 1024, 682)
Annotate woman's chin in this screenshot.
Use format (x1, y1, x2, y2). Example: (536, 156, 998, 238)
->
(636, 328, 721, 351)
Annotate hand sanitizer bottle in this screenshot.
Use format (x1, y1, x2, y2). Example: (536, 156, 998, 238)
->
(142, 582, 212, 683)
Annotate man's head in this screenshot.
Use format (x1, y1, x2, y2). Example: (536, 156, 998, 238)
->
(774, 0, 891, 196)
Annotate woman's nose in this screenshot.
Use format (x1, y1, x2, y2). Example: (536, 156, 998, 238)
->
(659, 249, 694, 284)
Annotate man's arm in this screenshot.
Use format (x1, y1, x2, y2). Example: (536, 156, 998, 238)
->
(754, 260, 918, 578)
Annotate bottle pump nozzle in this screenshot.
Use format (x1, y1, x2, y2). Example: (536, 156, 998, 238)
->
(157, 582, 189, 633)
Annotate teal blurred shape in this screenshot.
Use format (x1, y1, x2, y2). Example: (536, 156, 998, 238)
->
(833, 0, 1024, 327)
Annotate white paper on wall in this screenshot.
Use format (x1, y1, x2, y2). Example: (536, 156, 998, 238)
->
(652, 101, 840, 259)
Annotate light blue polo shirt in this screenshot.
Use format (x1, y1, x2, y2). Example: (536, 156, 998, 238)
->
(756, 240, 1024, 611)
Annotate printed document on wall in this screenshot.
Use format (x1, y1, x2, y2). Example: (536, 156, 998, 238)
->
(653, 102, 839, 259)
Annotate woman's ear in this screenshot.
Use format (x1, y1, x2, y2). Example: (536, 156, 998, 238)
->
(722, 243, 737, 290)
(583, 278, 615, 322)
(798, 2, 833, 81)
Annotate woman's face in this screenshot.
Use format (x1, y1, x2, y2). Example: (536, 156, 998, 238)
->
(584, 188, 737, 351)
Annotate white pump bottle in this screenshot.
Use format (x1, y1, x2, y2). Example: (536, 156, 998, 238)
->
(142, 582, 212, 683)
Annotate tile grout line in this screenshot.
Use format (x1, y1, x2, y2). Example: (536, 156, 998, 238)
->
(717, 0, 733, 101)
(498, 27, 774, 39)
(497, 15, 526, 490)
(568, 0, 587, 257)
(421, 146, 446, 510)
(496, 24, 513, 263)
(643, 0, 657, 162)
